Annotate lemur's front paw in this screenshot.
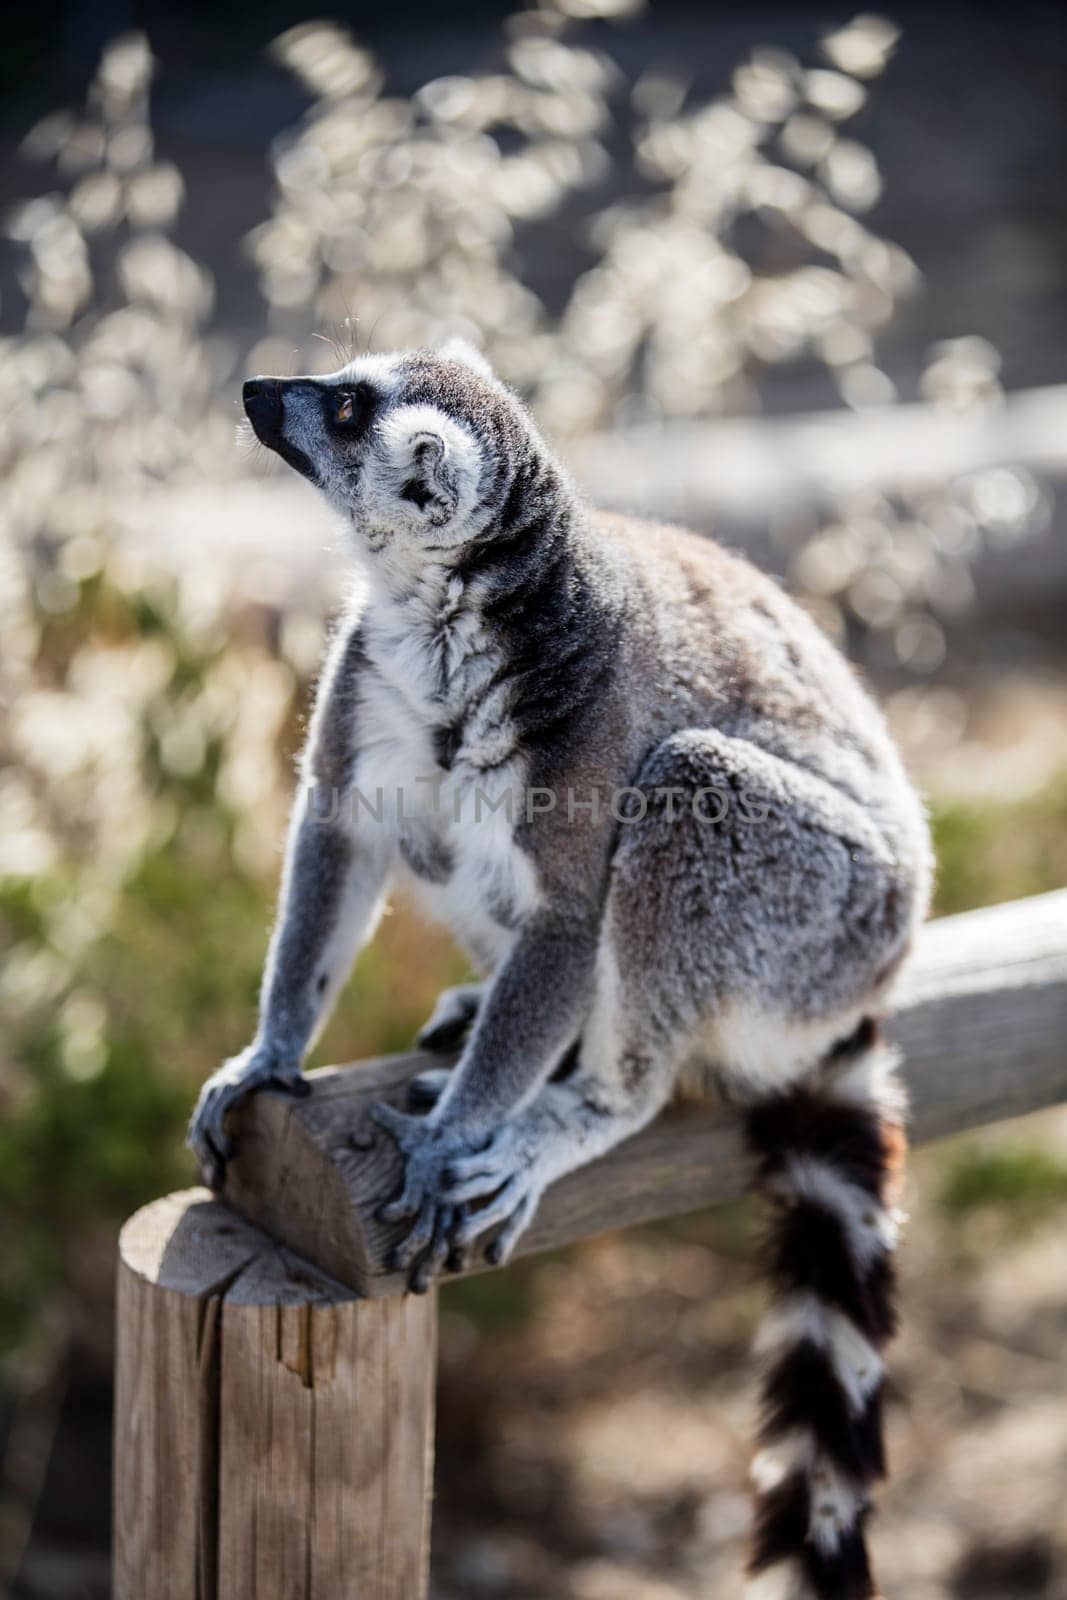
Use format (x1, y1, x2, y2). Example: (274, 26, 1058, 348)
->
(188, 1045, 308, 1190)
(441, 1126, 546, 1267)
(372, 1105, 546, 1282)
(370, 1102, 491, 1292)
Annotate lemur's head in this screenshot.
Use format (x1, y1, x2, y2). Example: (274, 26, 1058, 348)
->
(243, 340, 519, 565)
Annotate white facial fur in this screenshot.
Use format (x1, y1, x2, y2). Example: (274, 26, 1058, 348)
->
(267, 349, 490, 576)
(361, 401, 485, 550)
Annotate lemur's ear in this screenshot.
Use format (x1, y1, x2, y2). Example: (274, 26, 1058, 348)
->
(438, 336, 495, 381)
(400, 430, 459, 526)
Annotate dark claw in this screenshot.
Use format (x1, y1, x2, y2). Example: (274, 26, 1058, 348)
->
(447, 1241, 471, 1273)
(206, 1125, 233, 1164)
(403, 1203, 462, 1293)
(407, 1073, 448, 1111)
(408, 1259, 434, 1294)
(278, 1075, 311, 1098)
(485, 1237, 506, 1267)
(417, 1020, 468, 1054)
(201, 1130, 231, 1191)
(445, 1206, 472, 1273)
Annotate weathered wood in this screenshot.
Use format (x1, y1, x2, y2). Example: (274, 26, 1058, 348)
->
(222, 890, 1067, 1298)
(114, 1190, 436, 1600)
(113, 1190, 261, 1600)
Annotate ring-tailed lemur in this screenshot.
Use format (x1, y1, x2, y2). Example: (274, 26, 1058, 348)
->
(189, 341, 931, 1600)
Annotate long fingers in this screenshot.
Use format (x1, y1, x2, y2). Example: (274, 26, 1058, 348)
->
(189, 1082, 242, 1188)
(370, 1101, 419, 1142)
(486, 1188, 541, 1266)
(409, 1205, 459, 1294)
(388, 1198, 437, 1271)
(453, 1177, 526, 1247)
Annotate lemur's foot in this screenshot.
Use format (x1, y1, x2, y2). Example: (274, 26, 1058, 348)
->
(188, 1045, 308, 1190)
(440, 1123, 547, 1265)
(372, 1103, 548, 1285)
(415, 982, 483, 1054)
(371, 1101, 495, 1291)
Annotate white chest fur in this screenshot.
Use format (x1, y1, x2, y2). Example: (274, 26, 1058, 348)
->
(350, 581, 541, 968)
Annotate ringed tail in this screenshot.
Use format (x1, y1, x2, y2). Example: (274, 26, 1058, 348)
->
(743, 1017, 907, 1600)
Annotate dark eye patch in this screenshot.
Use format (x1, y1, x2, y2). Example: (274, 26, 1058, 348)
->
(326, 380, 375, 437)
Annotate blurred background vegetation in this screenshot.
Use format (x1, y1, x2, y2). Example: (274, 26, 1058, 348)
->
(1, 3, 1066, 1596)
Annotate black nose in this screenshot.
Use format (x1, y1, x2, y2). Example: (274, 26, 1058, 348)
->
(243, 376, 283, 441)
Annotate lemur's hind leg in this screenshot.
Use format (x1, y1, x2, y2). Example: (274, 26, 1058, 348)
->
(440, 727, 919, 1600)
(441, 725, 916, 1256)
(615, 731, 916, 1600)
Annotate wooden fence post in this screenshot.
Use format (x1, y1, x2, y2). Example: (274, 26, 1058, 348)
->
(113, 1189, 436, 1600)
(113, 892, 1067, 1594)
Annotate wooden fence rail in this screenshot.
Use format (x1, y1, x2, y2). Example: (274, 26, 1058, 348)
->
(113, 889, 1067, 1599)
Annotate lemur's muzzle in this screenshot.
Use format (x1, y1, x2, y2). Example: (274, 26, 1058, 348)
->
(243, 377, 283, 442)
(243, 376, 315, 480)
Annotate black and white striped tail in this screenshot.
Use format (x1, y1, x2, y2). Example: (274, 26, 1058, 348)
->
(743, 1019, 907, 1600)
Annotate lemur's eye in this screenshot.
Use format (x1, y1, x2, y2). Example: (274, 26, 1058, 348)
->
(329, 380, 373, 433)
